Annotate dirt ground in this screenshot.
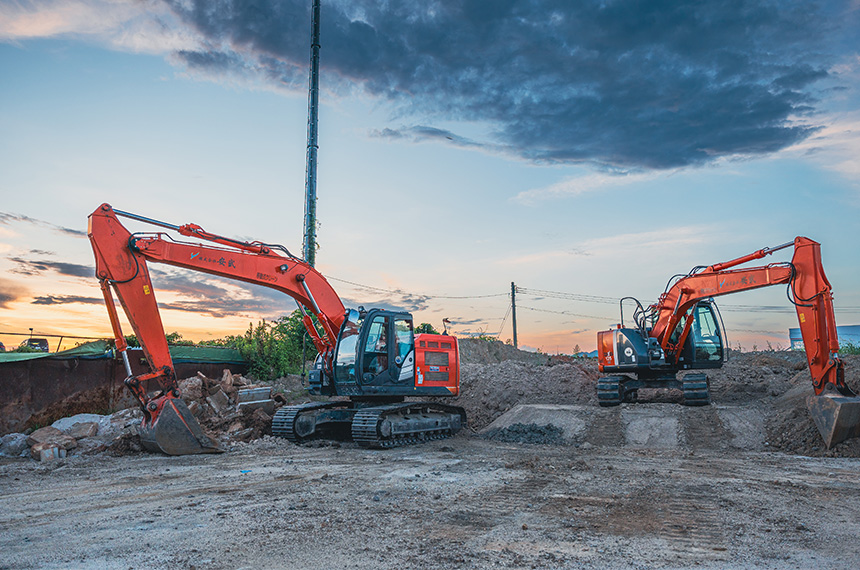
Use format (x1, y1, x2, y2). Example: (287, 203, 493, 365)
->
(1, 340, 859, 569)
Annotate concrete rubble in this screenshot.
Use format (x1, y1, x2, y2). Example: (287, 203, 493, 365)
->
(0, 369, 282, 461)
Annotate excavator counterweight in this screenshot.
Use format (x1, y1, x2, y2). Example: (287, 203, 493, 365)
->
(596, 236, 860, 448)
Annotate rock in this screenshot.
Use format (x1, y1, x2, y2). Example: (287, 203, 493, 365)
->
(220, 369, 235, 394)
(178, 376, 204, 402)
(207, 389, 230, 413)
(0, 433, 29, 457)
(30, 442, 67, 461)
(51, 413, 107, 433)
(27, 426, 78, 450)
(67, 422, 99, 439)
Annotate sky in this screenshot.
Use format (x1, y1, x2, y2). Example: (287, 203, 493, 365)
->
(1, 0, 860, 354)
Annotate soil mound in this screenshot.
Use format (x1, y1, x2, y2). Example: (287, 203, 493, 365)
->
(451, 339, 860, 458)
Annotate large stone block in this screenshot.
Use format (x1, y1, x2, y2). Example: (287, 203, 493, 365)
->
(0, 433, 29, 457)
(27, 426, 78, 450)
(67, 422, 99, 440)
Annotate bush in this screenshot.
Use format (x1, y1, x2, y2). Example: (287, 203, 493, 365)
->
(840, 340, 860, 355)
(123, 331, 193, 348)
(222, 311, 314, 381)
(415, 323, 439, 334)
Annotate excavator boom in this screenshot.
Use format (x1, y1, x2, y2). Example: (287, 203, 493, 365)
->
(88, 203, 346, 455)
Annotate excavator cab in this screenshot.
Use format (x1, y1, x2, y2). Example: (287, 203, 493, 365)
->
(325, 308, 416, 395)
(677, 301, 725, 368)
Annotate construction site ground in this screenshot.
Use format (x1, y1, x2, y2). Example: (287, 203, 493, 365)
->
(1, 341, 859, 569)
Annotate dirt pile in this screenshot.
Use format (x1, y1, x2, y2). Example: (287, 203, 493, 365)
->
(454, 360, 598, 430)
(453, 339, 860, 457)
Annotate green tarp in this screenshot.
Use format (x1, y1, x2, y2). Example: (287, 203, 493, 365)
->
(0, 340, 245, 365)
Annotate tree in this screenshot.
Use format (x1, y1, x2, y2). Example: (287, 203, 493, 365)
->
(220, 310, 316, 380)
(415, 323, 439, 334)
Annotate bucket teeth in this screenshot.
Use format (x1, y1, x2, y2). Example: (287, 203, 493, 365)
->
(807, 394, 860, 449)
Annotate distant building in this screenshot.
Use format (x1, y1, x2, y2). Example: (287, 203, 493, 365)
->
(789, 325, 860, 350)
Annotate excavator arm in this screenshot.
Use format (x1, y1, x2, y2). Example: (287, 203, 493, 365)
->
(650, 237, 848, 397)
(88, 203, 346, 454)
(644, 236, 858, 447)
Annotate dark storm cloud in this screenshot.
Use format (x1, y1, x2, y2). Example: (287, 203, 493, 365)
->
(337, 292, 431, 314)
(162, 0, 855, 169)
(0, 212, 86, 237)
(8, 257, 94, 278)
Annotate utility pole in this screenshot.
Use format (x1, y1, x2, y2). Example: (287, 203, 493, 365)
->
(302, 0, 321, 266)
(511, 282, 518, 348)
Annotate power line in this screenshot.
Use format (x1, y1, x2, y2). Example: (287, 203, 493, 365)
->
(324, 275, 509, 300)
(496, 304, 512, 339)
(516, 286, 617, 304)
(517, 285, 860, 314)
(518, 305, 612, 321)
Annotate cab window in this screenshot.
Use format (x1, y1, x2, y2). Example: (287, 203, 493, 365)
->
(362, 315, 389, 378)
(692, 304, 722, 362)
(394, 318, 414, 364)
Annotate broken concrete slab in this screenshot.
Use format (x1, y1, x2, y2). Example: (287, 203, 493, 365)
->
(206, 389, 230, 413)
(237, 400, 275, 415)
(238, 387, 272, 403)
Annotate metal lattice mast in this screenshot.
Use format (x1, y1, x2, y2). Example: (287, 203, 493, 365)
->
(302, 0, 321, 266)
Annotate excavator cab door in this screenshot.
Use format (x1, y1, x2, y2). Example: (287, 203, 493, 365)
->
(356, 309, 415, 387)
(680, 301, 725, 368)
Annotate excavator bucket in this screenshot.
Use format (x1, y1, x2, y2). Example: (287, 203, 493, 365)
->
(139, 396, 223, 455)
(807, 394, 860, 449)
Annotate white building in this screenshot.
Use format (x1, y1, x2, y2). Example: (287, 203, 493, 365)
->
(789, 325, 860, 350)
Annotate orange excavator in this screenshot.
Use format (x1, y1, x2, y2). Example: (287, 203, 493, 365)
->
(88, 204, 465, 455)
(596, 236, 860, 448)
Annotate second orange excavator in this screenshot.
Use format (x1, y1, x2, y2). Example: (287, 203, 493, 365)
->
(596, 237, 860, 448)
(88, 204, 465, 455)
